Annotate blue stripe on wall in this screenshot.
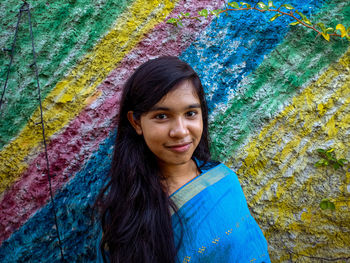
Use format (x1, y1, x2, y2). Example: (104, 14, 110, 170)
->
(0, 131, 116, 262)
(179, 0, 326, 113)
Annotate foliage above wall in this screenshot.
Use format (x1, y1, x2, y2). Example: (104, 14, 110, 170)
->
(167, 1, 350, 42)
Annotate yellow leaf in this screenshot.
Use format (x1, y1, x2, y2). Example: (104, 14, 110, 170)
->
(289, 21, 299, 26)
(321, 32, 330, 41)
(336, 24, 347, 37)
(303, 18, 312, 25)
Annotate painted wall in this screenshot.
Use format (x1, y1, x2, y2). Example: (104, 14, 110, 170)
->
(0, 0, 349, 262)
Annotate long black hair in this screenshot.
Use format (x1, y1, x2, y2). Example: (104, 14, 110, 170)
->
(96, 56, 211, 263)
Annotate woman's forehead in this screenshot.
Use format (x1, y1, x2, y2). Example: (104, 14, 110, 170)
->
(155, 81, 200, 107)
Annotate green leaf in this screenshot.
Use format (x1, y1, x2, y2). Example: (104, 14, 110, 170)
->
(210, 9, 222, 17)
(228, 2, 240, 8)
(336, 24, 347, 37)
(166, 18, 178, 25)
(269, 13, 281, 21)
(337, 162, 344, 167)
(268, 1, 276, 8)
(320, 199, 335, 210)
(289, 21, 299, 26)
(302, 17, 312, 25)
(184, 12, 190, 17)
(320, 199, 329, 210)
(198, 9, 209, 18)
(315, 159, 326, 167)
(317, 22, 326, 33)
(330, 157, 337, 162)
(282, 4, 294, 10)
(333, 163, 340, 170)
(321, 32, 330, 41)
(338, 159, 348, 165)
(177, 20, 183, 27)
(326, 27, 334, 33)
(317, 149, 326, 153)
(295, 10, 306, 20)
(257, 2, 268, 10)
(240, 2, 251, 8)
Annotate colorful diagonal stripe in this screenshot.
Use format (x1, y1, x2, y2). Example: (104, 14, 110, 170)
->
(0, 0, 135, 149)
(234, 48, 350, 261)
(210, 0, 350, 161)
(0, 0, 179, 194)
(0, 0, 224, 244)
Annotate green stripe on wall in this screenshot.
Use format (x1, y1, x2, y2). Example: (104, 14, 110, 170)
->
(0, 0, 134, 149)
(209, 0, 350, 161)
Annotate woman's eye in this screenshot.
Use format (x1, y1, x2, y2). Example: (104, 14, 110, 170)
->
(155, 113, 167, 120)
(186, 111, 197, 117)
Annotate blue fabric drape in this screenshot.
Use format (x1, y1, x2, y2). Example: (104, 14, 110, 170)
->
(171, 163, 270, 263)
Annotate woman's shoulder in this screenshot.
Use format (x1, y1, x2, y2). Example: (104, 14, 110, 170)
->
(199, 159, 221, 172)
(198, 160, 236, 175)
(199, 161, 243, 192)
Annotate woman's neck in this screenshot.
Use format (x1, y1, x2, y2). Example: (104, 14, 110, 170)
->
(159, 159, 199, 195)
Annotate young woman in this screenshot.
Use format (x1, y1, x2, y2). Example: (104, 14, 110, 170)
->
(97, 56, 270, 263)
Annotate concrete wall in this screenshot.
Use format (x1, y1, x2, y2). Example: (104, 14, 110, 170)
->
(0, 0, 349, 261)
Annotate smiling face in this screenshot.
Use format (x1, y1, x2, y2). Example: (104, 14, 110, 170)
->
(128, 80, 203, 169)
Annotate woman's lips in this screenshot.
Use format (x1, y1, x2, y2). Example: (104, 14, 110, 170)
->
(166, 142, 192, 153)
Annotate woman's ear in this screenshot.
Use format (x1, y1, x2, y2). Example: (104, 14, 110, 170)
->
(127, 111, 143, 135)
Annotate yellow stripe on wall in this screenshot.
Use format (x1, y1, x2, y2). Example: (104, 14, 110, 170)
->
(0, 0, 178, 193)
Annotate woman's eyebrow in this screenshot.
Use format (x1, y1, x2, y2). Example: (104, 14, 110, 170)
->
(187, 104, 201, 109)
(149, 104, 201, 112)
(149, 106, 170, 112)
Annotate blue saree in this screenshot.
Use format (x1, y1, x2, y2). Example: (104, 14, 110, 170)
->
(171, 162, 270, 263)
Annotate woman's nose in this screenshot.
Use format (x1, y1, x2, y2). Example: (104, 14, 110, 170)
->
(169, 117, 189, 138)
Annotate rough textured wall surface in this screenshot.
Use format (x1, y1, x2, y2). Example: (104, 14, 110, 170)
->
(0, 0, 349, 262)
